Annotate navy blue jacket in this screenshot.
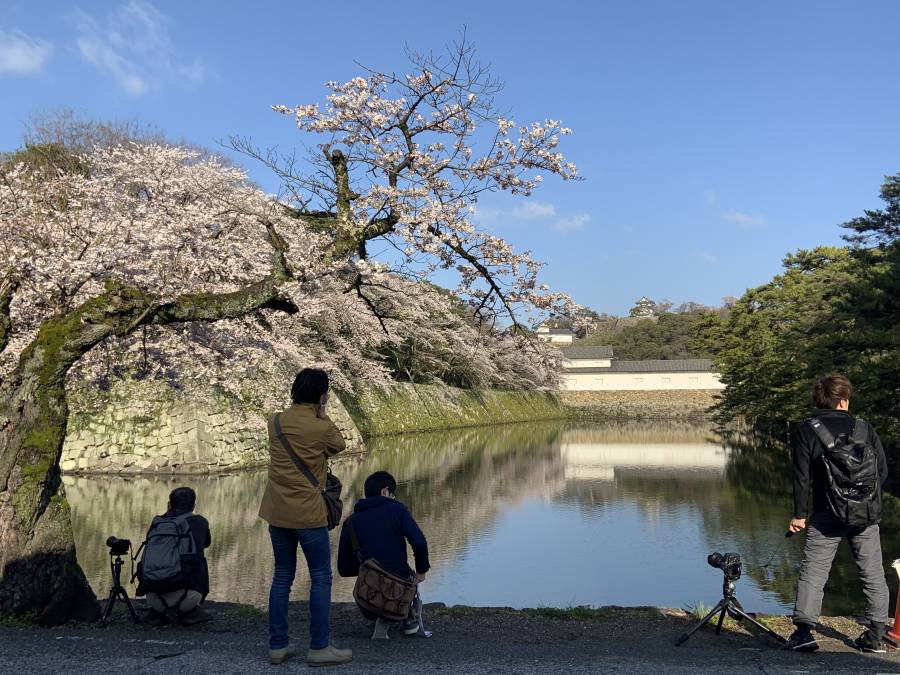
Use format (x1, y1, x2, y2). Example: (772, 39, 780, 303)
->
(337, 496, 430, 579)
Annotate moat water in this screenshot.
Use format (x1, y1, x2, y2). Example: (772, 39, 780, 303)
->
(67, 421, 898, 615)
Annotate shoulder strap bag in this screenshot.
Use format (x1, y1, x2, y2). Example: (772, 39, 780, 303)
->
(274, 413, 343, 530)
(346, 515, 418, 622)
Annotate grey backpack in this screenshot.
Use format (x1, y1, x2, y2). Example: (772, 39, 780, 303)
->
(137, 512, 197, 592)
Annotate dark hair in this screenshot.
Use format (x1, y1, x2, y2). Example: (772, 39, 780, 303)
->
(364, 471, 397, 498)
(169, 486, 196, 512)
(813, 374, 853, 409)
(291, 368, 329, 404)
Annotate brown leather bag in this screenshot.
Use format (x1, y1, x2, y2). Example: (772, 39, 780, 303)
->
(347, 516, 417, 621)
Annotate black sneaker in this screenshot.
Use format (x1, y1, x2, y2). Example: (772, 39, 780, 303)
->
(784, 625, 819, 652)
(401, 615, 418, 636)
(854, 623, 887, 653)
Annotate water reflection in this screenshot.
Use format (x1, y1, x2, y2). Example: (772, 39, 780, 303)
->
(67, 421, 895, 614)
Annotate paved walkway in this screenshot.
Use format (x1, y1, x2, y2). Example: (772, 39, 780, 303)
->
(1, 603, 899, 674)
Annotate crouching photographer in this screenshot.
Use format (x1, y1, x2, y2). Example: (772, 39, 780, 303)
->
(337, 471, 430, 639)
(135, 486, 212, 627)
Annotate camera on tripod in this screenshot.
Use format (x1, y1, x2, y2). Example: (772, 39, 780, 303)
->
(106, 536, 131, 557)
(707, 551, 742, 580)
(100, 534, 139, 624)
(675, 550, 786, 647)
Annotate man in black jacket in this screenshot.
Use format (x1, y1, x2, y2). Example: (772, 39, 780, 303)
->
(337, 471, 429, 637)
(785, 374, 890, 653)
(137, 486, 212, 626)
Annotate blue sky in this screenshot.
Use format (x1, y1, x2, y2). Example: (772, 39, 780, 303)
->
(2, 1, 898, 315)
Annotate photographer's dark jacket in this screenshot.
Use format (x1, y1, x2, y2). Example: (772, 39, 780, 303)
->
(791, 408, 888, 519)
(337, 496, 429, 579)
(136, 509, 211, 597)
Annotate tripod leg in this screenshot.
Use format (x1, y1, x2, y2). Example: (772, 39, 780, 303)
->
(101, 588, 118, 623)
(675, 599, 727, 646)
(714, 605, 728, 634)
(727, 600, 787, 645)
(118, 588, 141, 624)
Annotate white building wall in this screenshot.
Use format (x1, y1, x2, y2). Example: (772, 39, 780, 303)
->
(545, 334, 574, 344)
(562, 370, 724, 391)
(562, 358, 611, 369)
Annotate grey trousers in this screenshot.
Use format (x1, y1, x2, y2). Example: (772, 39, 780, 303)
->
(793, 510, 890, 626)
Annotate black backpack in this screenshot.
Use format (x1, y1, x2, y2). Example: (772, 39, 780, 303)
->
(807, 416, 882, 526)
(136, 513, 197, 593)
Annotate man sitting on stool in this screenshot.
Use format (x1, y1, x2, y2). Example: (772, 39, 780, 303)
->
(337, 471, 429, 637)
(136, 486, 212, 626)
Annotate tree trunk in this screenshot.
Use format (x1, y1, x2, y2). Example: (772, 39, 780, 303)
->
(0, 299, 114, 625)
(0, 244, 293, 624)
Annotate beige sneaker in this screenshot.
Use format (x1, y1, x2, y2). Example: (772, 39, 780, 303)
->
(269, 643, 297, 664)
(306, 644, 353, 667)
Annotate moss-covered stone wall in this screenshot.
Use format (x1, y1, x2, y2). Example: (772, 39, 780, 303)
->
(340, 383, 568, 437)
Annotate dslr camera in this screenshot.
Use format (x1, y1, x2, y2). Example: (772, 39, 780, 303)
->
(106, 536, 131, 557)
(707, 551, 742, 580)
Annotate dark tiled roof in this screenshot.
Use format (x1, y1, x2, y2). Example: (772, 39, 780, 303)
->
(566, 359, 715, 373)
(560, 345, 615, 359)
(544, 328, 573, 335)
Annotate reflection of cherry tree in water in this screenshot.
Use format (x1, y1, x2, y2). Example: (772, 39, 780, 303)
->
(67, 422, 567, 605)
(362, 423, 567, 557)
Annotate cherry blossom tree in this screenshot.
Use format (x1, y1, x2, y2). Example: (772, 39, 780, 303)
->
(234, 37, 582, 333)
(0, 40, 581, 623)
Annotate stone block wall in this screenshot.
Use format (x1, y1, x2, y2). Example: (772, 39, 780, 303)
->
(61, 380, 365, 475)
(558, 389, 720, 420)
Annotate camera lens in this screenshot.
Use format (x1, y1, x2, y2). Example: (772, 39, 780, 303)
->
(707, 552, 723, 568)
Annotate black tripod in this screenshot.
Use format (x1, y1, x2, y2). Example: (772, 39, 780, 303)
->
(675, 573, 785, 646)
(100, 552, 140, 624)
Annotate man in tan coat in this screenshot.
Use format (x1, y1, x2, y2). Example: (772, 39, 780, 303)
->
(259, 368, 351, 667)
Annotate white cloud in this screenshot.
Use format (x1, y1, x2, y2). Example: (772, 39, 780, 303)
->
(512, 201, 556, 220)
(474, 201, 587, 234)
(703, 189, 716, 206)
(700, 251, 718, 263)
(471, 205, 503, 228)
(552, 213, 590, 233)
(74, 0, 204, 96)
(723, 209, 766, 228)
(0, 30, 52, 75)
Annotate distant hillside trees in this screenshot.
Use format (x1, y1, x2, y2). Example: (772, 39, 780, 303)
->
(579, 311, 718, 360)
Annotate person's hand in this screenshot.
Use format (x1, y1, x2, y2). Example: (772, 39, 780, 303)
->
(788, 517, 807, 533)
(415, 572, 426, 584)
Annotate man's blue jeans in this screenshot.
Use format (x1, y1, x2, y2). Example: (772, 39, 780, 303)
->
(268, 525, 332, 650)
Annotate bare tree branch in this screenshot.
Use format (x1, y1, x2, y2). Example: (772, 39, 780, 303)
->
(151, 221, 295, 326)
